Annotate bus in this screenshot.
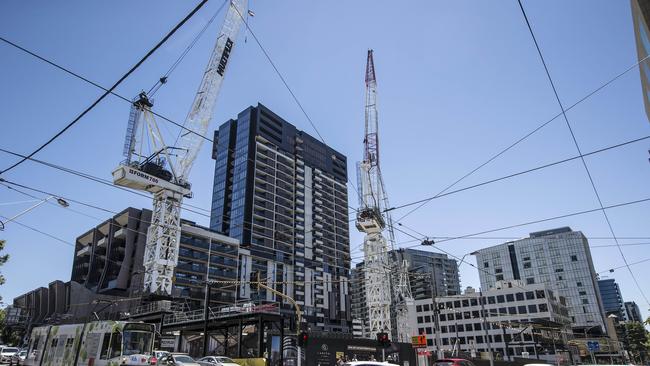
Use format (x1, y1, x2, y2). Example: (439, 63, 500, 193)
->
(24, 321, 155, 366)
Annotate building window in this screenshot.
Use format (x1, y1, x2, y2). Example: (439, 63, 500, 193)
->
(488, 296, 496, 304)
(555, 268, 564, 272)
(441, 326, 447, 333)
(518, 306, 527, 314)
(476, 335, 483, 344)
(470, 299, 478, 306)
(582, 299, 589, 304)
(484, 262, 489, 268)
(528, 304, 538, 313)
(515, 292, 524, 301)
(424, 315, 431, 322)
(416, 305, 422, 312)
(418, 328, 425, 335)
(417, 316, 423, 323)
(495, 268, 503, 274)
(423, 304, 430, 312)
(442, 338, 449, 345)
(449, 325, 456, 333)
(506, 294, 515, 302)
(539, 303, 548, 312)
(427, 339, 433, 346)
(497, 295, 505, 303)
(466, 324, 473, 331)
(577, 281, 583, 287)
(571, 255, 578, 262)
(474, 323, 482, 331)
(494, 334, 502, 342)
(525, 291, 534, 300)
(454, 300, 461, 308)
(462, 299, 470, 307)
(508, 307, 517, 315)
(472, 311, 480, 318)
(523, 262, 531, 269)
(579, 291, 586, 296)
(439, 314, 446, 321)
(426, 327, 433, 334)
(535, 290, 545, 299)
(457, 324, 464, 332)
(496, 274, 504, 281)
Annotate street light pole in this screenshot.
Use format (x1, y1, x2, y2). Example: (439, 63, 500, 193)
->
(479, 289, 495, 366)
(0, 195, 69, 229)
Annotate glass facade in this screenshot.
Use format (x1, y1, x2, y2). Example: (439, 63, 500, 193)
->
(597, 279, 626, 320)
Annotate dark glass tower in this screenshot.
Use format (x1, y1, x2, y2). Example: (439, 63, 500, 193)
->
(597, 278, 626, 320)
(210, 103, 351, 332)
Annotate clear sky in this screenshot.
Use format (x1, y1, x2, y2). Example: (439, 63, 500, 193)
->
(1, 1, 649, 319)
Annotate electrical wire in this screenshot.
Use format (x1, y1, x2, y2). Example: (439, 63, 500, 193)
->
(386, 135, 650, 213)
(516, 0, 650, 307)
(350, 195, 650, 261)
(388, 52, 650, 220)
(0, 0, 209, 175)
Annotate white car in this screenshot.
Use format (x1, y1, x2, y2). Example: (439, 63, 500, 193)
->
(159, 354, 201, 366)
(197, 356, 239, 366)
(343, 362, 399, 366)
(0, 347, 20, 363)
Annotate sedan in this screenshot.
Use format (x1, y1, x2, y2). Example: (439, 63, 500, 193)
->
(197, 356, 239, 366)
(159, 354, 201, 366)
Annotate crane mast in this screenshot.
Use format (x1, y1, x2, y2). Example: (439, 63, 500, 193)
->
(357, 50, 413, 341)
(112, 0, 248, 295)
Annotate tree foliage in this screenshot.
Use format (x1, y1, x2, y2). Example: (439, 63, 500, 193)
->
(624, 321, 649, 363)
(0, 239, 8, 286)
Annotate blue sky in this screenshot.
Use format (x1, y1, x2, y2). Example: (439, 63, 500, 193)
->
(1, 1, 649, 319)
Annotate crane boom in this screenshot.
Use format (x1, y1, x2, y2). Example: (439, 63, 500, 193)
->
(113, 0, 248, 295)
(176, 0, 247, 181)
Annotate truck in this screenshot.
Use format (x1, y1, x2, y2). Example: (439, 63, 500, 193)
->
(24, 321, 155, 366)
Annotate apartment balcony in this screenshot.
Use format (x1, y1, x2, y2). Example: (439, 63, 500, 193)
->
(76, 246, 91, 257)
(114, 227, 126, 239)
(96, 237, 107, 248)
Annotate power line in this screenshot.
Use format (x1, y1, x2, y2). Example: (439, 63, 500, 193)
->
(350, 196, 650, 261)
(516, 0, 650, 307)
(385, 134, 650, 212)
(0, 0, 209, 175)
(389, 52, 650, 221)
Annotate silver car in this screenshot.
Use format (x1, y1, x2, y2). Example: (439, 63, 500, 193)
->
(197, 356, 239, 366)
(0, 347, 19, 363)
(10, 350, 27, 365)
(159, 354, 201, 366)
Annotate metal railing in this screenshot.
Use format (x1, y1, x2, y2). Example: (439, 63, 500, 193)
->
(164, 300, 281, 326)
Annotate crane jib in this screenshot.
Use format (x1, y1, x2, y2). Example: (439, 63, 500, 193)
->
(217, 38, 234, 76)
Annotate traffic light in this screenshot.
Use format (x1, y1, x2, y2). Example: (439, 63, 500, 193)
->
(376, 332, 390, 348)
(298, 331, 309, 347)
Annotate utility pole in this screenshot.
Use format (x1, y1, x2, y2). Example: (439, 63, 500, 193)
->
(479, 290, 495, 366)
(202, 281, 215, 357)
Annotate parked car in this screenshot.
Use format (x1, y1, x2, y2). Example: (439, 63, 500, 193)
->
(10, 350, 27, 365)
(0, 347, 20, 363)
(343, 362, 399, 366)
(158, 353, 201, 366)
(197, 356, 239, 366)
(434, 358, 476, 366)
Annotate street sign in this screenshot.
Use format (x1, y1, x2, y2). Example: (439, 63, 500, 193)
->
(587, 341, 600, 352)
(411, 335, 426, 348)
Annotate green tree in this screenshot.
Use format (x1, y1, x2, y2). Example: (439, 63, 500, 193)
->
(624, 321, 649, 363)
(0, 239, 8, 288)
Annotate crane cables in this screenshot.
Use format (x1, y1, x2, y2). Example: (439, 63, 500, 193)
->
(516, 0, 650, 307)
(0, 0, 208, 176)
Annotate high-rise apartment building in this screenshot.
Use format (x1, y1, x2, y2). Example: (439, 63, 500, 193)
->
(472, 227, 606, 335)
(631, 0, 650, 123)
(350, 248, 460, 338)
(625, 301, 643, 322)
(598, 279, 626, 320)
(209, 103, 352, 332)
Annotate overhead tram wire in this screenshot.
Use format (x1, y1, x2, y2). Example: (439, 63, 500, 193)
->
(1, 178, 358, 273)
(387, 53, 650, 221)
(349, 195, 650, 261)
(148, 0, 229, 97)
(382, 134, 650, 213)
(517, 0, 650, 307)
(227, 5, 365, 206)
(0, 41, 363, 216)
(0, 0, 209, 175)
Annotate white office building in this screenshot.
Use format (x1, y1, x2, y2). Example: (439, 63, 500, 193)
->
(415, 281, 571, 362)
(471, 227, 606, 335)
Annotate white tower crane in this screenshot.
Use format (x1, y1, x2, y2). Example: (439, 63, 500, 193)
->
(357, 50, 414, 341)
(112, 0, 248, 295)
